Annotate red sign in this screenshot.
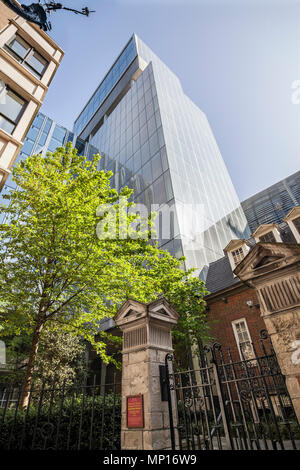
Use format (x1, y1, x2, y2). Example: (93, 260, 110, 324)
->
(127, 395, 144, 428)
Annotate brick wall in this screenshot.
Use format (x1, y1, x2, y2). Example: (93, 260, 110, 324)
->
(0, 3, 17, 31)
(206, 286, 266, 362)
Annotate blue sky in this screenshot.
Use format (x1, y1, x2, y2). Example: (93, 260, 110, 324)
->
(41, 0, 300, 201)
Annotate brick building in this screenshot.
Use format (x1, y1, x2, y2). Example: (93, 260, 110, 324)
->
(205, 205, 300, 361)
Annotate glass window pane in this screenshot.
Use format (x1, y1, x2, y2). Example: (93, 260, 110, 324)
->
(151, 151, 163, 181)
(22, 139, 34, 156)
(52, 125, 67, 143)
(38, 132, 47, 146)
(7, 35, 30, 59)
(1, 88, 26, 122)
(25, 50, 48, 76)
(0, 115, 14, 134)
(34, 113, 45, 129)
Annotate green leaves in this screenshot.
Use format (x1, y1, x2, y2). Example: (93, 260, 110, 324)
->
(0, 144, 209, 367)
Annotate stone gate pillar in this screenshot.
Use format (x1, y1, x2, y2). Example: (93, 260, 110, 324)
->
(114, 297, 179, 450)
(234, 242, 300, 422)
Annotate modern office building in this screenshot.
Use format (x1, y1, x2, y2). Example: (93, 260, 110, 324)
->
(241, 171, 300, 233)
(74, 34, 250, 276)
(1, 30, 252, 278)
(0, 111, 86, 223)
(0, 2, 63, 192)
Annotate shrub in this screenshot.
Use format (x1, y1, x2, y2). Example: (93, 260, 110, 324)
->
(0, 393, 121, 450)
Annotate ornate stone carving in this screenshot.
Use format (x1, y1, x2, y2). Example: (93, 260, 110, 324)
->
(271, 314, 300, 347)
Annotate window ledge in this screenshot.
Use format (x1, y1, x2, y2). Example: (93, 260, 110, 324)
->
(0, 47, 48, 92)
(0, 128, 22, 147)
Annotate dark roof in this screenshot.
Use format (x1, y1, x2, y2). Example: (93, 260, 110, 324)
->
(205, 255, 240, 294)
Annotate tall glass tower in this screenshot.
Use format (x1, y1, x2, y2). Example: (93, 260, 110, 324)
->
(74, 34, 250, 278)
(0, 112, 86, 224)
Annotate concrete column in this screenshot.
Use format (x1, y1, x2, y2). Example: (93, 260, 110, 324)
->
(114, 298, 179, 450)
(234, 242, 300, 422)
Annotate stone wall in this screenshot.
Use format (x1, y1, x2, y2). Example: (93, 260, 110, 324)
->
(121, 348, 171, 450)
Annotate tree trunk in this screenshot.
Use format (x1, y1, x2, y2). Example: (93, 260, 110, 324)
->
(20, 319, 44, 408)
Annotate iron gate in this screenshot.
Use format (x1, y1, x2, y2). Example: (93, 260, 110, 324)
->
(165, 331, 300, 450)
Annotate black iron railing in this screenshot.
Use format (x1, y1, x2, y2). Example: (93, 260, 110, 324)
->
(0, 374, 121, 450)
(165, 331, 300, 450)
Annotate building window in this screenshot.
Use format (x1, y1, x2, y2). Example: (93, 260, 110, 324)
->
(4, 34, 48, 79)
(231, 247, 244, 266)
(232, 318, 254, 360)
(259, 231, 276, 243)
(0, 84, 27, 134)
(292, 216, 300, 235)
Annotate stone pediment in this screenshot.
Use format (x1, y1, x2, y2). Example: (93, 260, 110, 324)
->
(115, 297, 179, 353)
(223, 239, 250, 252)
(283, 206, 300, 222)
(114, 297, 179, 328)
(251, 223, 280, 239)
(234, 242, 300, 282)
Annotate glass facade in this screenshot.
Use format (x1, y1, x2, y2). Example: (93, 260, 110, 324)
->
(242, 171, 300, 233)
(0, 112, 86, 223)
(74, 37, 137, 136)
(80, 35, 249, 277)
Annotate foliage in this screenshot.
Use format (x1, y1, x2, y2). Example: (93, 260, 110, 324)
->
(165, 275, 210, 349)
(0, 392, 121, 450)
(0, 143, 208, 399)
(34, 326, 87, 388)
(0, 327, 87, 387)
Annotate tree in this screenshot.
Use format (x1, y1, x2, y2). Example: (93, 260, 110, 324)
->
(34, 326, 86, 388)
(0, 144, 208, 407)
(0, 327, 86, 388)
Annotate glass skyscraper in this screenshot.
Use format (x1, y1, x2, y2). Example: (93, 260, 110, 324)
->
(74, 34, 250, 278)
(242, 171, 300, 233)
(0, 112, 86, 223)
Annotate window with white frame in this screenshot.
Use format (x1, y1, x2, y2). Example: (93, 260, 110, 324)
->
(231, 247, 244, 266)
(232, 318, 254, 360)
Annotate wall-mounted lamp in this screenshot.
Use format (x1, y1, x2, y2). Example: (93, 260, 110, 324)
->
(246, 300, 253, 308)
(221, 297, 228, 304)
